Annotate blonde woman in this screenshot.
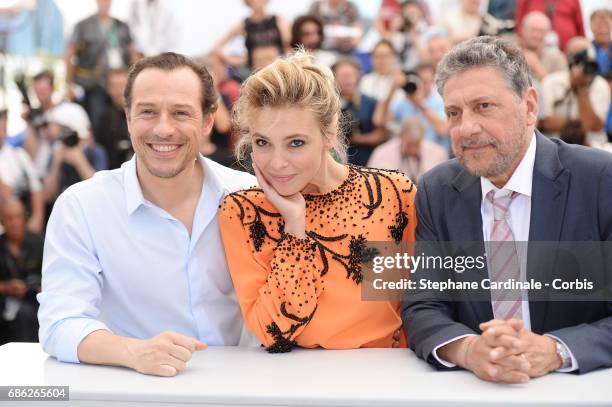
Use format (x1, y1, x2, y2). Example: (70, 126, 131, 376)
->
(219, 51, 416, 352)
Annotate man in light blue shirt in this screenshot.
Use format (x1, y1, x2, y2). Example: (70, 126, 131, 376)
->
(391, 63, 451, 154)
(38, 52, 256, 377)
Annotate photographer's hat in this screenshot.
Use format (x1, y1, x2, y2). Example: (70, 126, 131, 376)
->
(46, 102, 91, 139)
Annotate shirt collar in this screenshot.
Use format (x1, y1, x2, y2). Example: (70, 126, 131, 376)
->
(480, 131, 536, 204)
(124, 156, 145, 215)
(199, 154, 226, 201)
(124, 154, 225, 216)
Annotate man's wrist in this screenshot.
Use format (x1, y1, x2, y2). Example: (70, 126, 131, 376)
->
(414, 100, 425, 110)
(462, 336, 477, 370)
(542, 336, 563, 372)
(72, 152, 93, 172)
(572, 84, 589, 95)
(71, 149, 87, 163)
(438, 335, 476, 369)
(120, 336, 138, 370)
(29, 213, 43, 223)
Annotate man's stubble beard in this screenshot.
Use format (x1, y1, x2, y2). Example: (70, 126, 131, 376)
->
(458, 113, 528, 180)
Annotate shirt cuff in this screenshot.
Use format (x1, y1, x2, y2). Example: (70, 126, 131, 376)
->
(431, 334, 478, 368)
(544, 334, 579, 372)
(44, 318, 111, 364)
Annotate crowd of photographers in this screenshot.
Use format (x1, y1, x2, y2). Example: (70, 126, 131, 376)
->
(0, 0, 611, 345)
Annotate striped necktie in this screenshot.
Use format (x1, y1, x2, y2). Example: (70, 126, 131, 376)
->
(487, 189, 522, 321)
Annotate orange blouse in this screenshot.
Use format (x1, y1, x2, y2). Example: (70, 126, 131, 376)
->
(219, 166, 416, 352)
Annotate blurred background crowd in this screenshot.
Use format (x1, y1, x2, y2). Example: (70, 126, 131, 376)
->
(0, 0, 610, 345)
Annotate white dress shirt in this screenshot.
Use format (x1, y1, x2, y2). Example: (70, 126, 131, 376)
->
(0, 144, 42, 193)
(432, 133, 578, 371)
(38, 155, 258, 363)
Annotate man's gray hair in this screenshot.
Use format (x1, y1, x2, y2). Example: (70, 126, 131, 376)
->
(435, 36, 532, 98)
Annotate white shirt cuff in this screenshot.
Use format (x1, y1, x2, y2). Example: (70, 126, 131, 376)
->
(43, 318, 110, 364)
(544, 334, 579, 372)
(432, 334, 478, 368)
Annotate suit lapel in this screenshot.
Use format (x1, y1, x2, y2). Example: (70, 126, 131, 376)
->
(528, 132, 569, 241)
(450, 168, 483, 240)
(528, 131, 570, 332)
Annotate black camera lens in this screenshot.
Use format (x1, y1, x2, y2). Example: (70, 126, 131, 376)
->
(402, 73, 420, 95)
(403, 81, 418, 94)
(58, 126, 80, 147)
(569, 49, 600, 76)
(583, 61, 599, 76)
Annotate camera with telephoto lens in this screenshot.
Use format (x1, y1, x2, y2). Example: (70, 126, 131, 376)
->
(14, 74, 49, 132)
(568, 49, 599, 76)
(25, 108, 48, 131)
(402, 72, 420, 95)
(58, 125, 80, 147)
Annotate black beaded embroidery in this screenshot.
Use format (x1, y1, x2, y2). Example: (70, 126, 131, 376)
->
(227, 166, 411, 279)
(265, 322, 296, 353)
(265, 304, 318, 353)
(224, 166, 414, 352)
(389, 211, 409, 242)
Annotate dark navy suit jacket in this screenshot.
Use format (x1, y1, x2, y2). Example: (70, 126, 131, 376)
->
(402, 131, 612, 374)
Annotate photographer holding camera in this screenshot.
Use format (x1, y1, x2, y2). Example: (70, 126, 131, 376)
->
(43, 103, 108, 204)
(333, 58, 388, 166)
(590, 8, 612, 143)
(378, 63, 450, 154)
(95, 68, 133, 169)
(0, 197, 43, 344)
(373, 1, 429, 72)
(0, 110, 45, 235)
(19, 71, 58, 179)
(540, 37, 611, 144)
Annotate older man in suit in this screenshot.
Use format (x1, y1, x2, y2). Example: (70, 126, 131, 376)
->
(402, 36, 612, 384)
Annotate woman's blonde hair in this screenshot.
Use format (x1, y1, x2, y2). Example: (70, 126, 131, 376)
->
(232, 49, 347, 164)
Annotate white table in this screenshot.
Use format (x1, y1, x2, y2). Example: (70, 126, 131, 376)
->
(0, 343, 610, 406)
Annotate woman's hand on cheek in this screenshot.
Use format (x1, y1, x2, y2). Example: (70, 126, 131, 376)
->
(251, 156, 306, 238)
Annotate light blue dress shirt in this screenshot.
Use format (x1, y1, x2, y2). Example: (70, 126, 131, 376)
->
(38, 155, 256, 363)
(391, 89, 451, 154)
